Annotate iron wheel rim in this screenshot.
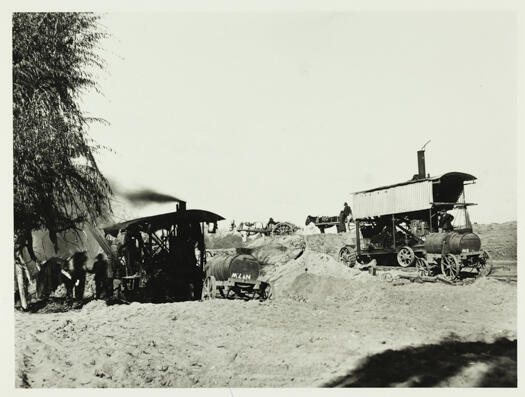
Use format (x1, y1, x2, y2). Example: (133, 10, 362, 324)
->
(441, 254, 460, 280)
(397, 246, 415, 267)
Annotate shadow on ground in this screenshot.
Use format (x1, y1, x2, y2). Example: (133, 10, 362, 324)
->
(324, 337, 516, 387)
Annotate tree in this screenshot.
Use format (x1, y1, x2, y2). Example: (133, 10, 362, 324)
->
(13, 12, 112, 260)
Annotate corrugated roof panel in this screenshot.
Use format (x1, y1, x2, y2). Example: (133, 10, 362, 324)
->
(353, 180, 433, 218)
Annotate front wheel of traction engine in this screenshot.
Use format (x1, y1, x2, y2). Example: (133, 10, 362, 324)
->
(338, 245, 356, 268)
(397, 246, 415, 267)
(441, 253, 460, 281)
(201, 276, 217, 300)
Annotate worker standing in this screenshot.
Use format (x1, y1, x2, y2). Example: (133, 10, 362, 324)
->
(343, 202, 353, 222)
(438, 211, 455, 232)
(89, 253, 109, 299)
(266, 218, 277, 232)
(337, 210, 347, 233)
(122, 226, 143, 276)
(70, 251, 88, 301)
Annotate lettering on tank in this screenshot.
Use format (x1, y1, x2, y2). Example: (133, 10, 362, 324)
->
(231, 273, 252, 281)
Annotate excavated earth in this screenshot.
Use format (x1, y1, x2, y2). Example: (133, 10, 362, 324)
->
(15, 223, 517, 388)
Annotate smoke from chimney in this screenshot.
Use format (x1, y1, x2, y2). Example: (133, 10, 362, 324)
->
(123, 189, 184, 206)
(108, 178, 184, 207)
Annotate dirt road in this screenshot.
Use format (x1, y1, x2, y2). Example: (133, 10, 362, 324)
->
(15, 269, 516, 388)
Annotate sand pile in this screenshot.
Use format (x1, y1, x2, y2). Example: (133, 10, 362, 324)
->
(82, 299, 108, 313)
(304, 233, 355, 259)
(473, 222, 517, 260)
(247, 235, 306, 269)
(205, 231, 245, 249)
(285, 273, 355, 303)
(245, 235, 373, 302)
(261, 250, 365, 299)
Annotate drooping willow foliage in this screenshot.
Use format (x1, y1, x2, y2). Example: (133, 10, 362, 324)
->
(13, 13, 112, 259)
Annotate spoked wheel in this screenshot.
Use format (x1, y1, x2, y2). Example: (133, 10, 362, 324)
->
(272, 223, 293, 236)
(441, 254, 461, 281)
(338, 245, 357, 267)
(261, 283, 273, 301)
(397, 246, 415, 267)
(416, 257, 430, 277)
(477, 250, 493, 277)
(201, 276, 217, 300)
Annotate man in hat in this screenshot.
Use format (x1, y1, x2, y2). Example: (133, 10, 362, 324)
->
(438, 211, 455, 232)
(343, 202, 353, 222)
(68, 251, 88, 301)
(89, 253, 109, 299)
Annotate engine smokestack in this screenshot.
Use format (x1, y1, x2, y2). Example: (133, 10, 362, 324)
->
(417, 150, 426, 179)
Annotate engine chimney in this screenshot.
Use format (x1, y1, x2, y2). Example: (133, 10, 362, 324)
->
(417, 150, 426, 179)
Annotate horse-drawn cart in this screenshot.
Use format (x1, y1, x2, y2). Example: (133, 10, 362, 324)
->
(305, 215, 348, 233)
(236, 220, 296, 237)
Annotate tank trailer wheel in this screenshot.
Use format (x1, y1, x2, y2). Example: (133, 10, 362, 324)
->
(477, 250, 493, 277)
(397, 246, 415, 267)
(201, 276, 217, 300)
(261, 283, 273, 301)
(441, 254, 460, 281)
(338, 245, 357, 268)
(416, 257, 430, 277)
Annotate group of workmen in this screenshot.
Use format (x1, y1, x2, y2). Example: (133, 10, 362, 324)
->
(62, 251, 114, 301)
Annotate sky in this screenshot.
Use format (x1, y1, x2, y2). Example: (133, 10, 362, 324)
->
(83, 11, 517, 226)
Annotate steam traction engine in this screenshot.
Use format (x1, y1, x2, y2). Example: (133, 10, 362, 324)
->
(338, 149, 491, 280)
(92, 207, 225, 302)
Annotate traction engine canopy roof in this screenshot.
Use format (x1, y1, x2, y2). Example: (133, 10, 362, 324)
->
(102, 209, 224, 237)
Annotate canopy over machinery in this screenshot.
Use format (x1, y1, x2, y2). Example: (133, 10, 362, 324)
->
(353, 172, 476, 220)
(102, 209, 224, 237)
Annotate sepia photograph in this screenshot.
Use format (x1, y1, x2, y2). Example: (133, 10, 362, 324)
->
(5, 0, 521, 392)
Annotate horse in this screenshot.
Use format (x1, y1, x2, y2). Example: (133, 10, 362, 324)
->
(33, 250, 88, 301)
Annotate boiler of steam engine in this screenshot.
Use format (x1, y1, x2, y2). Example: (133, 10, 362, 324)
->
(424, 232, 481, 255)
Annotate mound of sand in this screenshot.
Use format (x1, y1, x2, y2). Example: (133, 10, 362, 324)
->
(261, 250, 365, 299)
(473, 222, 516, 260)
(82, 299, 108, 313)
(247, 235, 306, 268)
(304, 233, 355, 259)
(285, 273, 356, 303)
